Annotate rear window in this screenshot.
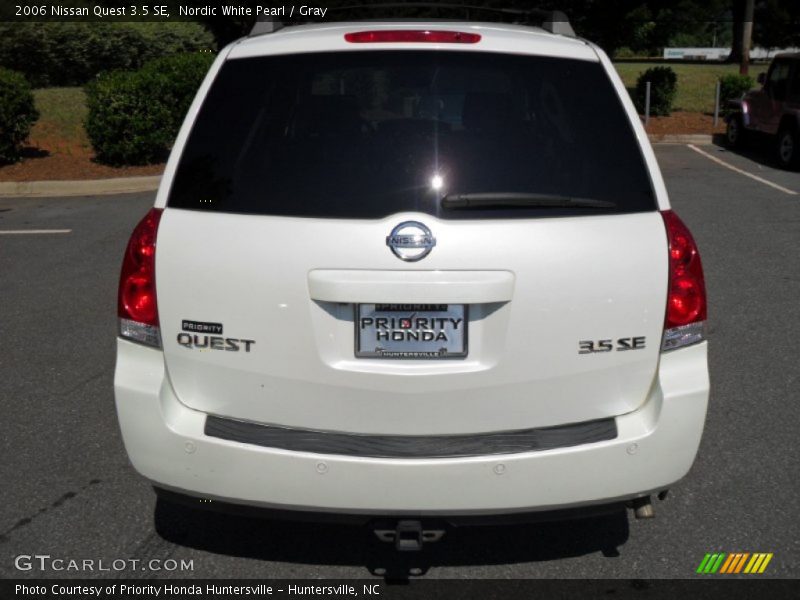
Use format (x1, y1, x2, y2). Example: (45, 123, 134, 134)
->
(168, 51, 656, 219)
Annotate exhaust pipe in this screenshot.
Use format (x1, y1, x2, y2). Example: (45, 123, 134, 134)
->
(631, 495, 655, 519)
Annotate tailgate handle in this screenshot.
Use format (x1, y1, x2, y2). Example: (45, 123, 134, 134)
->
(308, 270, 514, 303)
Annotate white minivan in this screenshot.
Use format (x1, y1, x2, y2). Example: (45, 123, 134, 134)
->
(114, 12, 709, 547)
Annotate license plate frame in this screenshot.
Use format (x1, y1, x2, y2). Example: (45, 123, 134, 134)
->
(355, 303, 468, 359)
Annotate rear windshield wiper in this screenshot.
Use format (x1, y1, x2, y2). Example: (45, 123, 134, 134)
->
(440, 192, 616, 210)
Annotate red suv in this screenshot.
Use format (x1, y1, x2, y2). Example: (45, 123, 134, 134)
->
(726, 53, 800, 170)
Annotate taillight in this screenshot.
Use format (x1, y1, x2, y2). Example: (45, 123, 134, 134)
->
(118, 208, 163, 348)
(344, 30, 481, 44)
(661, 210, 707, 351)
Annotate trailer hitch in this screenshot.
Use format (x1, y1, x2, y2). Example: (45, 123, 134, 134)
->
(372, 519, 446, 551)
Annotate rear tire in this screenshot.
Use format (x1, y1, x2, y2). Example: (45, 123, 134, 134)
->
(776, 126, 800, 170)
(725, 115, 746, 149)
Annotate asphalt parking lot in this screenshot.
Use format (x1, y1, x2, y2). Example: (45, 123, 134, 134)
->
(1, 143, 798, 580)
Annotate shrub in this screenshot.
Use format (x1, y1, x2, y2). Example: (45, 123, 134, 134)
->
(0, 24, 55, 88)
(0, 68, 39, 163)
(634, 66, 677, 116)
(0, 23, 215, 87)
(719, 74, 755, 114)
(613, 47, 638, 59)
(85, 53, 214, 165)
(138, 53, 216, 127)
(133, 23, 217, 65)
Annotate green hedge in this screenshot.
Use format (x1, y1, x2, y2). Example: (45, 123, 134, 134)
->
(85, 53, 214, 166)
(0, 68, 39, 164)
(719, 74, 755, 114)
(634, 66, 678, 116)
(0, 23, 215, 87)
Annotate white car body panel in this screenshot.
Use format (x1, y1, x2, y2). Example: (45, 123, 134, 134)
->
(230, 22, 598, 61)
(156, 210, 667, 433)
(115, 339, 708, 513)
(118, 20, 709, 515)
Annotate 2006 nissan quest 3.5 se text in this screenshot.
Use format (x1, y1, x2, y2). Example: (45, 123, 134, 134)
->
(114, 9, 709, 546)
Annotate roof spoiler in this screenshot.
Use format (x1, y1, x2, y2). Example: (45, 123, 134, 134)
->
(248, 4, 575, 38)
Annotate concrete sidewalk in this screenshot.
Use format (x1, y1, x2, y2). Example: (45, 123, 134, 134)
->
(0, 175, 161, 198)
(646, 133, 714, 145)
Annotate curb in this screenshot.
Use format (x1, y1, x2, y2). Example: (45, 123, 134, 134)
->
(0, 175, 161, 198)
(648, 134, 714, 144)
(0, 136, 714, 198)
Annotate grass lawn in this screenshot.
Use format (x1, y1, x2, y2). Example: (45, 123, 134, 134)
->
(31, 87, 90, 153)
(0, 86, 162, 181)
(613, 62, 769, 113)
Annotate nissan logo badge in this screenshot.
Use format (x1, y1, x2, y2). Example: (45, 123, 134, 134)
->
(386, 221, 436, 262)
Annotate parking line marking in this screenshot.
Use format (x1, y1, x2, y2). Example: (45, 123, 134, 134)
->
(0, 229, 72, 235)
(687, 144, 798, 196)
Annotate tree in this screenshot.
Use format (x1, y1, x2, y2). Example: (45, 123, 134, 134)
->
(754, 0, 800, 50)
(728, 0, 755, 73)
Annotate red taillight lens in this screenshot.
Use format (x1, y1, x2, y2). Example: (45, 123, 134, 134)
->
(121, 273, 157, 323)
(118, 208, 162, 346)
(344, 30, 481, 44)
(661, 210, 707, 351)
(668, 275, 704, 325)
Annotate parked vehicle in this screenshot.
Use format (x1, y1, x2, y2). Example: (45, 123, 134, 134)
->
(114, 10, 709, 548)
(726, 52, 800, 170)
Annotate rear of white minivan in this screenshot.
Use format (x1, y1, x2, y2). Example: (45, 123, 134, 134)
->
(114, 23, 709, 521)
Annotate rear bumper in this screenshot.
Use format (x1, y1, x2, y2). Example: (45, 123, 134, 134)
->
(114, 339, 709, 515)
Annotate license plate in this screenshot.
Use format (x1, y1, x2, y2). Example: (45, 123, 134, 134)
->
(355, 304, 468, 359)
